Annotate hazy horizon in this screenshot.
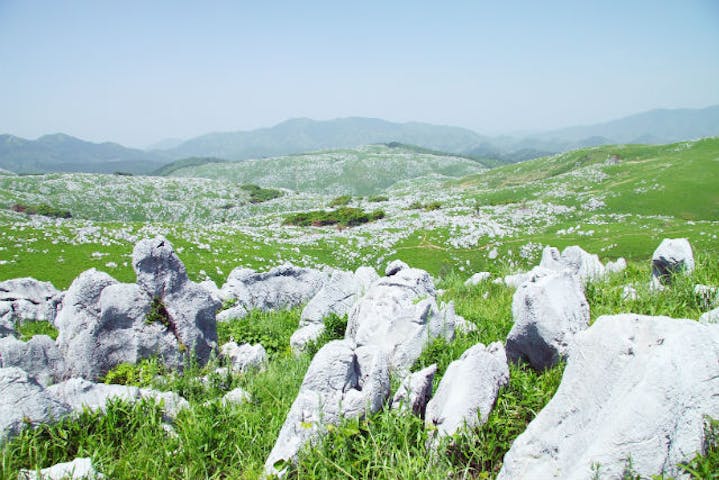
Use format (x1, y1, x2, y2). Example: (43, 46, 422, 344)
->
(1, 0, 718, 148)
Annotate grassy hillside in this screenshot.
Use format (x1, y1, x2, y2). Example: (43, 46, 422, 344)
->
(167, 144, 486, 195)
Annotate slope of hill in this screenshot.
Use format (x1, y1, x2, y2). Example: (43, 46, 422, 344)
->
(166, 144, 487, 195)
(160, 117, 487, 160)
(0, 133, 169, 174)
(151, 156, 227, 176)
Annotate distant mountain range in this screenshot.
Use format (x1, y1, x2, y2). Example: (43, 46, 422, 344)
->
(0, 133, 167, 174)
(2, 105, 718, 174)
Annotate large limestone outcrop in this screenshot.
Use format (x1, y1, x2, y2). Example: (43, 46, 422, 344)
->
(506, 272, 590, 370)
(0, 367, 70, 443)
(264, 340, 389, 477)
(291, 267, 378, 354)
(0, 277, 62, 327)
(56, 237, 219, 380)
(220, 264, 327, 313)
(0, 335, 65, 385)
(498, 314, 719, 480)
(345, 262, 457, 373)
(651, 238, 694, 286)
(425, 342, 509, 440)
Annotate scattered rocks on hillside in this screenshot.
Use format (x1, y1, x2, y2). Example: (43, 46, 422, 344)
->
(464, 272, 491, 287)
(391, 364, 437, 419)
(264, 340, 389, 477)
(0, 277, 62, 326)
(220, 342, 267, 373)
(18, 457, 105, 480)
(651, 238, 694, 286)
(47, 378, 189, 421)
(56, 237, 219, 381)
(497, 314, 719, 480)
(425, 342, 509, 441)
(345, 261, 457, 373)
(506, 272, 590, 370)
(0, 367, 71, 443)
(0, 335, 65, 385)
(220, 264, 327, 312)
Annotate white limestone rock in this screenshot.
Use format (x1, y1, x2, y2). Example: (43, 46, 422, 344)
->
(0, 335, 65, 386)
(605, 257, 627, 275)
(0, 277, 61, 326)
(220, 342, 267, 373)
(498, 314, 719, 480)
(18, 457, 104, 479)
(651, 238, 694, 285)
(300, 270, 362, 327)
(222, 387, 251, 406)
(425, 342, 509, 440)
(345, 264, 455, 373)
(506, 272, 590, 370)
(391, 364, 437, 418)
(699, 307, 719, 325)
(464, 272, 491, 287)
(216, 304, 248, 323)
(0, 367, 70, 443)
(264, 340, 389, 477)
(289, 323, 326, 355)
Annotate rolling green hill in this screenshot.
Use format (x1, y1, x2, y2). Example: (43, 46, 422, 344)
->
(166, 144, 487, 195)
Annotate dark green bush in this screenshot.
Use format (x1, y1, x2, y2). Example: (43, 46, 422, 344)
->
(11, 203, 72, 218)
(240, 184, 283, 203)
(283, 207, 385, 228)
(329, 195, 352, 207)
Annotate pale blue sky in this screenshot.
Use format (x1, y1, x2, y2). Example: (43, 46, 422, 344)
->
(1, 0, 718, 147)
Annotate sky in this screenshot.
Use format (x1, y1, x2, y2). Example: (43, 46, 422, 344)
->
(0, 0, 718, 148)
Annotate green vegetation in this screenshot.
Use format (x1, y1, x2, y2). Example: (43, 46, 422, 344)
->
(283, 207, 385, 228)
(10, 203, 71, 218)
(328, 195, 352, 207)
(16, 321, 59, 341)
(152, 156, 227, 176)
(368, 194, 389, 202)
(408, 200, 442, 211)
(144, 297, 171, 328)
(216, 309, 300, 357)
(240, 184, 283, 204)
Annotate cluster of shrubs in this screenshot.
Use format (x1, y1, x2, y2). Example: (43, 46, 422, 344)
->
(11, 203, 72, 218)
(283, 207, 385, 227)
(408, 200, 442, 211)
(241, 184, 283, 203)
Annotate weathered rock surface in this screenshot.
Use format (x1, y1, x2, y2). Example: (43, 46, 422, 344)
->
(391, 364, 437, 418)
(220, 264, 327, 312)
(506, 272, 590, 370)
(0, 277, 61, 326)
(498, 314, 719, 480)
(18, 457, 104, 479)
(502, 266, 553, 289)
(0, 314, 14, 338)
(47, 378, 189, 420)
(464, 272, 491, 286)
(425, 342, 508, 440)
(216, 304, 248, 323)
(651, 238, 694, 286)
(264, 340, 389, 477)
(222, 387, 251, 406)
(0, 367, 70, 443)
(56, 237, 219, 380)
(289, 323, 326, 355)
(220, 342, 267, 373)
(0, 335, 65, 385)
(699, 307, 719, 325)
(345, 263, 455, 373)
(300, 269, 370, 326)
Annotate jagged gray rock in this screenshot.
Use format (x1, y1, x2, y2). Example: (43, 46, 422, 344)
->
(0, 277, 61, 326)
(345, 264, 455, 373)
(425, 342, 508, 440)
(502, 266, 554, 289)
(220, 264, 327, 312)
(506, 272, 590, 370)
(264, 340, 389, 477)
(56, 238, 219, 380)
(216, 304, 248, 323)
(605, 257, 627, 274)
(498, 314, 719, 480)
(385, 259, 409, 276)
(391, 364, 437, 418)
(289, 323, 326, 355)
(220, 342, 267, 373)
(0, 367, 70, 443)
(47, 378, 189, 421)
(651, 238, 694, 286)
(18, 457, 105, 479)
(0, 335, 65, 385)
(0, 313, 14, 338)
